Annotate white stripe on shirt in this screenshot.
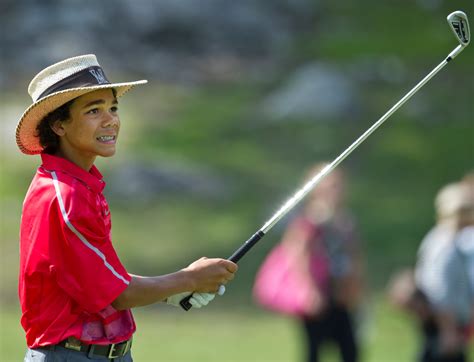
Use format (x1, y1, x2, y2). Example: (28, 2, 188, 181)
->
(50, 171, 129, 286)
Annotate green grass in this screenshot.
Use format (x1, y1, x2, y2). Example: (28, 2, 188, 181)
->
(2, 301, 472, 361)
(0, 297, 421, 362)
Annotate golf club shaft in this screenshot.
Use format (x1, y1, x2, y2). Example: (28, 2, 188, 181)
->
(228, 49, 461, 263)
(180, 44, 465, 311)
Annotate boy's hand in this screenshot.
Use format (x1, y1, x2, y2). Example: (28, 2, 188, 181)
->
(184, 257, 238, 293)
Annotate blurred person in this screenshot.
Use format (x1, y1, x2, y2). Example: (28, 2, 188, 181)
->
(415, 181, 474, 362)
(255, 163, 365, 362)
(389, 180, 473, 362)
(16, 55, 238, 362)
(460, 171, 474, 303)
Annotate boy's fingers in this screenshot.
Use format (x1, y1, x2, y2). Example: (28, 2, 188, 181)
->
(223, 261, 238, 273)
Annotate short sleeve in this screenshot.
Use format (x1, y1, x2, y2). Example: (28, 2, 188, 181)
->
(49, 181, 130, 313)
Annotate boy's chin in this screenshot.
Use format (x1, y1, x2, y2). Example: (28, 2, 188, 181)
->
(99, 149, 117, 158)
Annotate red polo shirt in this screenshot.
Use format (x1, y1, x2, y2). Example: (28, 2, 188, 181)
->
(19, 154, 135, 348)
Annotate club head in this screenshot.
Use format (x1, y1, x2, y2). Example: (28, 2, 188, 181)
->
(447, 11, 470, 46)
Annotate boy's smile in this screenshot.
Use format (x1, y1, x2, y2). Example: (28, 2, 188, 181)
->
(53, 89, 120, 171)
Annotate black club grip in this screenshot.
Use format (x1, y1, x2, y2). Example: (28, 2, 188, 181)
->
(179, 231, 266, 311)
(179, 294, 193, 310)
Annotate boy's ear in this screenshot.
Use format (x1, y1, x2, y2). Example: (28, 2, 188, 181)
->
(50, 120, 66, 137)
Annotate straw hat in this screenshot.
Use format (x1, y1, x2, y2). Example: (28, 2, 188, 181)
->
(16, 54, 147, 155)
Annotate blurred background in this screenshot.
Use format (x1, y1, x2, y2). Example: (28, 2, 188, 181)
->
(0, 0, 473, 361)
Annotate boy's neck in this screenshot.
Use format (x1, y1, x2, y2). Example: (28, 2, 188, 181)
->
(54, 149, 96, 172)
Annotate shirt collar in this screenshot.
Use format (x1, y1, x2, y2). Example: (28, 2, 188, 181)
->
(40, 153, 106, 193)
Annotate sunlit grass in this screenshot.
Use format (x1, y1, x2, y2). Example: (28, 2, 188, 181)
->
(0, 298, 422, 362)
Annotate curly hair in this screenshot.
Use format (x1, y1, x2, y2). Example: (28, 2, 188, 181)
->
(36, 99, 75, 154)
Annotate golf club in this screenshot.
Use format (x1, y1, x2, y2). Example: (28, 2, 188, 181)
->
(180, 10, 470, 310)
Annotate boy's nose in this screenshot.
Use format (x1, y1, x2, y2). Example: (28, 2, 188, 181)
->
(103, 113, 119, 128)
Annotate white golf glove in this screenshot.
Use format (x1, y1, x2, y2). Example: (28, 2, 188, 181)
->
(166, 285, 226, 309)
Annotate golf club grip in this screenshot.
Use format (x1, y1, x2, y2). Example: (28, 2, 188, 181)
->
(179, 231, 266, 311)
(179, 295, 193, 311)
(228, 230, 265, 262)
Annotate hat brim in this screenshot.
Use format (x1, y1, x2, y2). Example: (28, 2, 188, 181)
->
(16, 80, 147, 155)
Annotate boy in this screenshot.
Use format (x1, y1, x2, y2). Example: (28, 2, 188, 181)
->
(17, 54, 238, 361)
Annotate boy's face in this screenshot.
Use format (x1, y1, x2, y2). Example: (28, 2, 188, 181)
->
(55, 89, 120, 169)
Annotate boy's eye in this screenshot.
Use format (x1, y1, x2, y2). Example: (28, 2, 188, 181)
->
(111, 106, 118, 113)
(86, 108, 99, 115)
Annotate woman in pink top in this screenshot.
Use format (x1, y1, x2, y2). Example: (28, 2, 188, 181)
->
(278, 164, 365, 362)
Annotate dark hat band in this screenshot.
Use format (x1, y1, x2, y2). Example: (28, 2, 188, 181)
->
(37, 66, 111, 100)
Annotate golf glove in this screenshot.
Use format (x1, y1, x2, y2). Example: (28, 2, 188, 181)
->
(166, 292, 215, 308)
(166, 285, 226, 308)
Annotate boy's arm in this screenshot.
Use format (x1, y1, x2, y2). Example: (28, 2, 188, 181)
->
(112, 257, 237, 310)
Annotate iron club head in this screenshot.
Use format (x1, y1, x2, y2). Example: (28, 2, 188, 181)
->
(447, 11, 470, 47)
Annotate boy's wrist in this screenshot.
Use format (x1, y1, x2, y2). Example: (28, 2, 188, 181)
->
(179, 268, 197, 292)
